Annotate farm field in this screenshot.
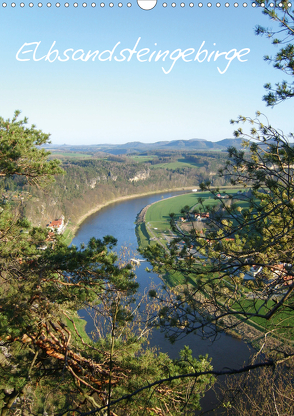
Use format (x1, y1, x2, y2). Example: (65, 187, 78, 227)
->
(128, 155, 156, 163)
(145, 191, 212, 223)
(139, 189, 244, 251)
(48, 152, 93, 159)
(150, 158, 204, 169)
(145, 189, 244, 223)
(140, 188, 260, 260)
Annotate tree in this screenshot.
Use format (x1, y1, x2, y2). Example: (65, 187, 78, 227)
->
(142, 114, 294, 392)
(255, 1, 294, 106)
(0, 112, 214, 415)
(218, 365, 294, 415)
(0, 110, 63, 184)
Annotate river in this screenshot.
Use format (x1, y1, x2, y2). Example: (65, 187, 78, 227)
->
(71, 191, 254, 414)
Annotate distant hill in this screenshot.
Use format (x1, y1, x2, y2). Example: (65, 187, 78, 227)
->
(216, 138, 245, 148)
(47, 138, 243, 154)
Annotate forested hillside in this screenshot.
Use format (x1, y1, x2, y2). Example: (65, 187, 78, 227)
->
(2, 151, 229, 229)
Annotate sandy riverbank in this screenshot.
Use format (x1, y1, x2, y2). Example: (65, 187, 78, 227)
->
(67, 186, 193, 243)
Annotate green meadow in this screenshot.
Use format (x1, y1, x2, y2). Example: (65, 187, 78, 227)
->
(142, 190, 246, 250)
(145, 189, 245, 224)
(145, 191, 212, 222)
(152, 158, 204, 169)
(231, 298, 294, 341)
(128, 155, 156, 163)
(49, 152, 93, 159)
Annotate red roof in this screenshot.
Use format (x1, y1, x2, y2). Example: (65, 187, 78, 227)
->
(48, 219, 62, 228)
(46, 231, 55, 240)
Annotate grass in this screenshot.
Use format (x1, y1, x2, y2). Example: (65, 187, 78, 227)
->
(147, 222, 175, 248)
(232, 298, 294, 340)
(162, 270, 188, 287)
(49, 152, 92, 159)
(140, 189, 259, 264)
(128, 155, 156, 163)
(144, 189, 245, 223)
(139, 192, 221, 286)
(142, 190, 244, 251)
(162, 269, 208, 287)
(62, 223, 75, 246)
(64, 314, 91, 343)
(135, 222, 151, 250)
(152, 158, 204, 170)
(145, 192, 210, 222)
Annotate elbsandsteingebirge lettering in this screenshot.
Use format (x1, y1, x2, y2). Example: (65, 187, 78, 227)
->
(16, 38, 250, 75)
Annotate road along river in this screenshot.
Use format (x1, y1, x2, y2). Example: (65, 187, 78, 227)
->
(71, 191, 254, 413)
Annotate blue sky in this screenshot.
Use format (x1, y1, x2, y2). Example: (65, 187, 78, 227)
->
(0, 3, 293, 144)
